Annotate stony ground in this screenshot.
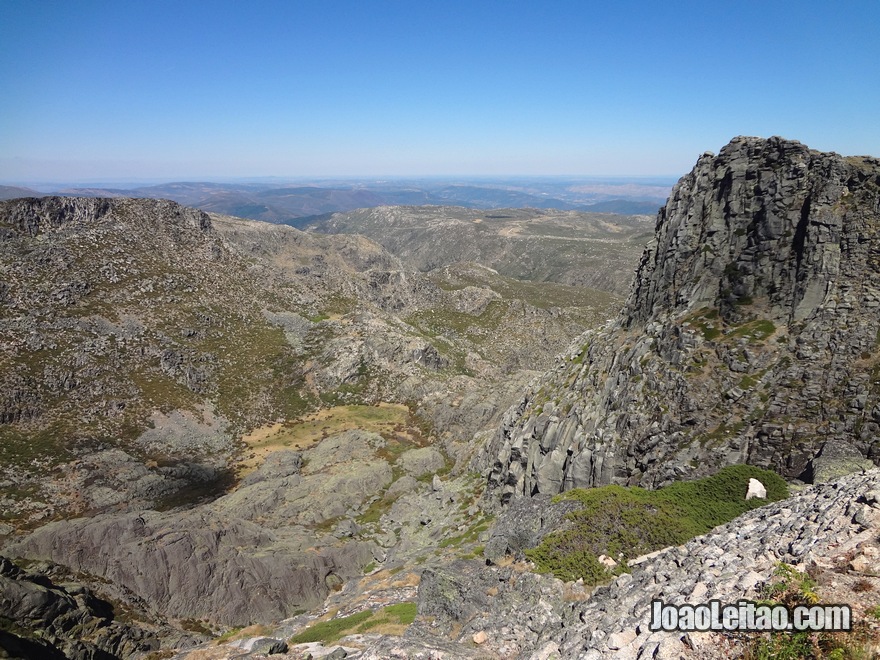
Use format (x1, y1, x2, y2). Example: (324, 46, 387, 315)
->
(4, 137, 880, 660)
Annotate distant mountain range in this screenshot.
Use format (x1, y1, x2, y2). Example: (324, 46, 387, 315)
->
(0, 177, 673, 221)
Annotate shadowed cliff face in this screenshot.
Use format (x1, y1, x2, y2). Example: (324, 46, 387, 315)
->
(625, 136, 878, 325)
(483, 136, 880, 503)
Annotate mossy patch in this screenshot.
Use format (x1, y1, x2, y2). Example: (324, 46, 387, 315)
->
(288, 603, 416, 644)
(683, 308, 776, 344)
(526, 465, 788, 584)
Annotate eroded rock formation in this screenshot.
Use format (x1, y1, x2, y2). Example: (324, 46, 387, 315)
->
(483, 137, 880, 501)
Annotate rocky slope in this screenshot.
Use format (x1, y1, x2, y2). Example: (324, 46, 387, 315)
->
(303, 206, 653, 295)
(153, 468, 880, 659)
(0, 196, 624, 530)
(483, 136, 880, 502)
(349, 469, 880, 659)
(0, 195, 636, 653)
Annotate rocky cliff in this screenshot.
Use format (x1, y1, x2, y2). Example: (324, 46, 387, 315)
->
(483, 137, 880, 501)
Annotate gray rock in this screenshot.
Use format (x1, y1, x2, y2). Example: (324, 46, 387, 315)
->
(6, 508, 378, 627)
(249, 637, 289, 655)
(397, 447, 446, 477)
(809, 439, 875, 484)
(483, 137, 880, 502)
(0, 555, 164, 657)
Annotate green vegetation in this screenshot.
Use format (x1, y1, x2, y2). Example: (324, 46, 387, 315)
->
(288, 610, 373, 644)
(739, 374, 759, 389)
(237, 402, 428, 486)
(437, 514, 494, 549)
(459, 545, 485, 560)
(687, 308, 721, 341)
(355, 603, 417, 632)
(288, 603, 417, 644)
(701, 420, 747, 448)
(357, 496, 394, 525)
(684, 307, 776, 344)
(762, 562, 819, 605)
(728, 319, 776, 342)
(526, 465, 788, 584)
(747, 563, 871, 660)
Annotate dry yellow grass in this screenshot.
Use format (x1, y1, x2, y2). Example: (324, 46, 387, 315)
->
(391, 572, 421, 588)
(211, 623, 271, 645)
(235, 403, 411, 479)
(361, 622, 409, 636)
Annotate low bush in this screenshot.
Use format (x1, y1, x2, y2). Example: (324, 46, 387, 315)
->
(526, 465, 788, 584)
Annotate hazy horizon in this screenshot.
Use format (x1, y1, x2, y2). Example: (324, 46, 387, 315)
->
(1, 173, 680, 192)
(2, 1, 878, 181)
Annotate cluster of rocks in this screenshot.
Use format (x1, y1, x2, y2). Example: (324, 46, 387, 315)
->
(4, 427, 489, 639)
(0, 555, 179, 659)
(346, 469, 880, 659)
(482, 137, 880, 501)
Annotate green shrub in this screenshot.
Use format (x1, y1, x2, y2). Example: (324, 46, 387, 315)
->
(288, 610, 373, 644)
(746, 563, 864, 660)
(526, 465, 788, 584)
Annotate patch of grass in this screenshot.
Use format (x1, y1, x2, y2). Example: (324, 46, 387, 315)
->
(686, 308, 722, 341)
(180, 618, 213, 636)
(383, 602, 418, 625)
(739, 375, 759, 389)
(357, 496, 393, 525)
(728, 319, 776, 342)
(438, 516, 493, 549)
(526, 465, 788, 585)
(0, 424, 74, 470)
(238, 403, 411, 477)
(214, 627, 243, 644)
(683, 308, 775, 344)
(289, 610, 373, 644)
(459, 545, 485, 560)
(289, 603, 416, 644)
(701, 419, 747, 447)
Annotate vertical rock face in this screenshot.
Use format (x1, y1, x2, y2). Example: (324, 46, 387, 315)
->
(624, 136, 872, 325)
(483, 136, 880, 503)
(1, 196, 213, 237)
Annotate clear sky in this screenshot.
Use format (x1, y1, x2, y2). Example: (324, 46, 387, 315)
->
(1, 0, 878, 182)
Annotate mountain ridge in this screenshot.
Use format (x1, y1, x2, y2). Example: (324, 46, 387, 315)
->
(483, 136, 880, 502)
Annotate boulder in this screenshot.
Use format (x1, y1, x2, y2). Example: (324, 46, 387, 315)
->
(745, 478, 767, 500)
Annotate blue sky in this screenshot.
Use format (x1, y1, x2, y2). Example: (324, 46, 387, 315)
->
(1, 0, 878, 182)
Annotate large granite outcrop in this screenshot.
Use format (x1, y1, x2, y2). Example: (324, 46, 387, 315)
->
(1, 195, 212, 237)
(0, 555, 172, 658)
(4, 431, 396, 627)
(361, 470, 880, 659)
(5, 508, 378, 628)
(482, 136, 880, 501)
